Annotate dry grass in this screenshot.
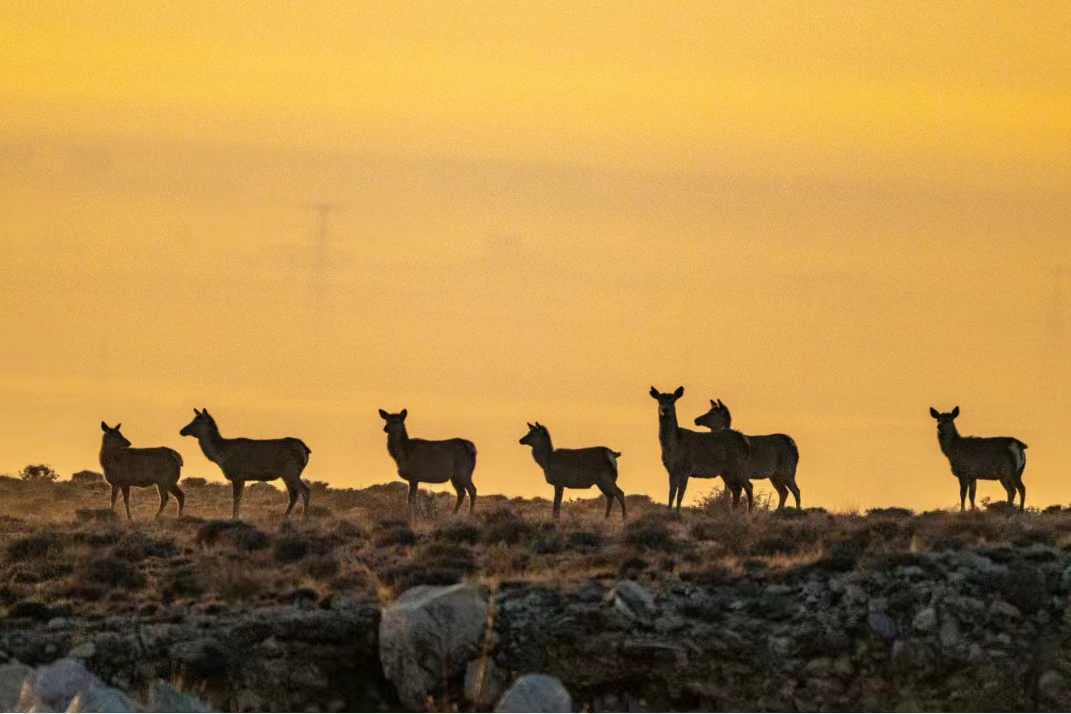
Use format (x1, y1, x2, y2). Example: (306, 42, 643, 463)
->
(0, 475, 1066, 620)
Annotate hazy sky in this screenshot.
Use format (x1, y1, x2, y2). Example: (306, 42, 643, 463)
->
(1, 2, 1069, 510)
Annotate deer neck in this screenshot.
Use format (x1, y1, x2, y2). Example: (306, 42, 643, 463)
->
(196, 425, 228, 463)
(938, 423, 961, 456)
(658, 407, 681, 449)
(528, 437, 554, 470)
(386, 426, 410, 461)
(99, 442, 126, 468)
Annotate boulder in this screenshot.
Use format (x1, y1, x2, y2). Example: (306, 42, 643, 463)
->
(464, 656, 506, 708)
(612, 580, 656, 621)
(65, 685, 137, 713)
(18, 658, 102, 712)
(150, 680, 209, 713)
(379, 584, 489, 711)
(0, 661, 34, 712)
(495, 674, 572, 713)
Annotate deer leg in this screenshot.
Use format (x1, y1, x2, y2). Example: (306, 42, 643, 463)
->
(407, 481, 419, 518)
(787, 479, 802, 509)
(552, 485, 564, 520)
(675, 475, 689, 513)
(599, 487, 613, 519)
(667, 476, 678, 512)
(968, 480, 977, 509)
(465, 483, 477, 514)
(232, 480, 245, 520)
(616, 487, 628, 520)
(771, 478, 789, 510)
(451, 478, 465, 514)
(298, 480, 311, 519)
(155, 483, 169, 518)
(121, 486, 132, 521)
(1016, 482, 1026, 510)
(958, 479, 968, 512)
(1001, 480, 1015, 505)
(730, 484, 741, 509)
(109, 485, 119, 510)
(743, 480, 754, 512)
(283, 484, 299, 518)
(170, 484, 185, 517)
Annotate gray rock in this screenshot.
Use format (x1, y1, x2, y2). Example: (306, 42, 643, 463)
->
(67, 643, 96, 661)
(1061, 565, 1071, 593)
(989, 599, 1021, 619)
(913, 607, 937, 633)
(46, 618, 73, 632)
(495, 674, 572, 713)
(939, 617, 963, 650)
(65, 685, 137, 713)
(1038, 670, 1070, 705)
(464, 657, 506, 708)
(867, 613, 898, 640)
(613, 580, 656, 621)
(150, 680, 209, 713)
(0, 661, 34, 712)
(21, 659, 102, 713)
(379, 584, 489, 711)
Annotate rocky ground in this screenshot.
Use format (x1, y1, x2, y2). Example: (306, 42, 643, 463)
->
(1, 474, 1071, 710)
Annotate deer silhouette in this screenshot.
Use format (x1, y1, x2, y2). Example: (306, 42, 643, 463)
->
(649, 386, 752, 514)
(519, 421, 627, 520)
(930, 406, 1027, 511)
(179, 409, 311, 520)
(99, 422, 184, 520)
(694, 399, 801, 509)
(379, 409, 477, 517)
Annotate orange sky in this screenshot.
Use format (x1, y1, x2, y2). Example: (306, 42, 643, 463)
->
(1, 2, 1069, 510)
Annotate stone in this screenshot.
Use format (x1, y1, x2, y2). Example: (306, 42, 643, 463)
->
(1038, 670, 1070, 705)
(867, 613, 898, 640)
(0, 661, 34, 712)
(989, 599, 1021, 619)
(151, 680, 209, 713)
(495, 674, 572, 713)
(913, 607, 937, 633)
(612, 580, 656, 621)
(21, 658, 102, 712)
(464, 656, 506, 708)
(65, 685, 137, 713)
(1061, 565, 1071, 593)
(67, 643, 96, 661)
(379, 584, 489, 711)
(47, 618, 73, 632)
(939, 617, 963, 650)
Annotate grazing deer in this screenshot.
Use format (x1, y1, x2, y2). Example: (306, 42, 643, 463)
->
(694, 399, 802, 509)
(930, 406, 1027, 511)
(98, 422, 185, 521)
(519, 422, 627, 520)
(379, 409, 477, 516)
(179, 409, 312, 520)
(649, 386, 752, 514)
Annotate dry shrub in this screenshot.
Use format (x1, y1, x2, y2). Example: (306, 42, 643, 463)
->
(75, 508, 118, 523)
(160, 564, 205, 602)
(78, 556, 146, 589)
(6, 532, 73, 561)
(624, 513, 675, 551)
(214, 569, 268, 602)
(433, 520, 482, 545)
(381, 541, 476, 592)
(303, 554, 341, 580)
(373, 519, 417, 548)
(478, 508, 535, 546)
(195, 520, 270, 552)
(113, 533, 180, 562)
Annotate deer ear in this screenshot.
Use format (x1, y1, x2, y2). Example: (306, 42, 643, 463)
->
(673, 386, 684, 399)
(194, 408, 202, 416)
(400, 409, 407, 420)
(951, 406, 960, 418)
(202, 408, 210, 417)
(378, 409, 390, 420)
(649, 386, 659, 399)
(717, 399, 726, 409)
(929, 407, 939, 418)
(101, 421, 109, 432)
(115, 423, 121, 431)
(527, 422, 535, 429)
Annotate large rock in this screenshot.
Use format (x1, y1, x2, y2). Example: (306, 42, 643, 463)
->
(379, 584, 489, 711)
(65, 685, 137, 713)
(612, 580, 656, 621)
(17, 658, 102, 712)
(495, 674, 572, 713)
(150, 680, 209, 713)
(0, 661, 34, 712)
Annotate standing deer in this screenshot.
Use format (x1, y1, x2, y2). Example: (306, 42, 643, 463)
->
(98, 422, 185, 521)
(519, 422, 627, 520)
(649, 386, 752, 514)
(930, 406, 1027, 511)
(379, 409, 477, 517)
(694, 399, 802, 509)
(179, 409, 312, 520)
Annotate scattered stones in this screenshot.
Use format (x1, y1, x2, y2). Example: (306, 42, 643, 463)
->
(379, 583, 489, 711)
(495, 674, 572, 713)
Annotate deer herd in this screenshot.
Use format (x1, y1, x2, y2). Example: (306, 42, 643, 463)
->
(92, 389, 1029, 522)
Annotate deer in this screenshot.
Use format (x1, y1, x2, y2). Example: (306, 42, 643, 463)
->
(98, 422, 185, 521)
(694, 399, 802, 509)
(519, 421, 627, 520)
(179, 408, 312, 520)
(649, 386, 752, 514)
(929, 406, 1027, 511)
(378, 409, 477, 517)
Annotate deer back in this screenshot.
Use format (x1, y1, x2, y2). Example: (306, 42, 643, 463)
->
(544, 447, 619, 489)
(101, 446, 182, 488)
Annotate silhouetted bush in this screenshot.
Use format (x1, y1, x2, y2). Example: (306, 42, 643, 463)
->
(71, 470, 104, 484)
(181, 477, 208, 488)
(19, 464, 58, 483)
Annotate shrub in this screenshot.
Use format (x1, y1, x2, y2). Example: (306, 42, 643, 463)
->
(624, 514, 675, 551)
(374, 519, 417, 548)
(113, 534, 180, 562)
(479, 508, 536, 546)
(78, 557, 146, 589)
(160, 564, 205, 601)
(71, 470, 104, 484)
(75, 508, 118, 523)
(566, 529, 602, 549)
(273, 531, 336, 564)
(182, 477, 208, 488)
(6, 532, 71, 561)
(19, 464, 58, 483)
(433, 520, 482, 545)
(195, 520, 270, 552)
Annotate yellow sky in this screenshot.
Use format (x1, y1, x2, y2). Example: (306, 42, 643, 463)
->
(1, 2, 1069, 510)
